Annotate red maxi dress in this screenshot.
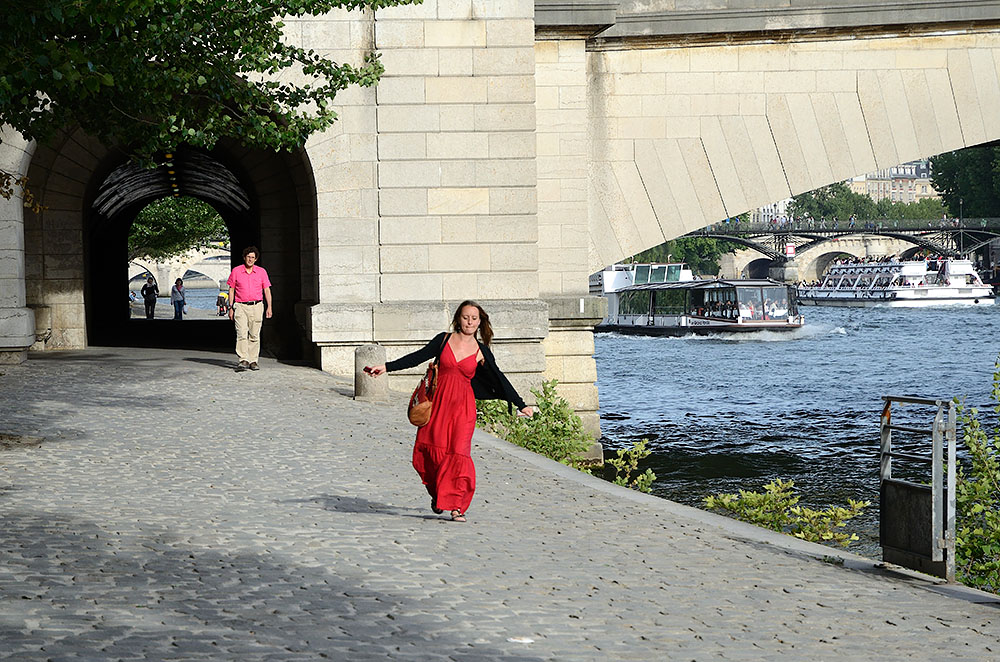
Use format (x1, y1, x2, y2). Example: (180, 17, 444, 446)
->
(412, 343, 478, 514)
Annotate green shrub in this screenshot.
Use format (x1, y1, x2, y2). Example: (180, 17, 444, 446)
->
(607, 439, 656, 493)
(704, 479, 870, 548)
(954, 361, 1000, 593)
(477, 379, 595, 469)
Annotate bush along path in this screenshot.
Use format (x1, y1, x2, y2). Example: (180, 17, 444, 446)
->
(476, 379, 656, 491)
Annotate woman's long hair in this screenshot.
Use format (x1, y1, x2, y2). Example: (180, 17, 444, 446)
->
(452, 300, 492, 346)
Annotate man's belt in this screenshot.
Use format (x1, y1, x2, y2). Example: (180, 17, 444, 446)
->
(237, 300, 263, 304)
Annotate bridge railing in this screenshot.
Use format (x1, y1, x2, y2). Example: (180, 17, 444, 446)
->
(693, 218, 1000, 235)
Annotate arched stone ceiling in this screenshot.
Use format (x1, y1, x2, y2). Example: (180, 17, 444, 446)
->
(92, 149, 250, 219)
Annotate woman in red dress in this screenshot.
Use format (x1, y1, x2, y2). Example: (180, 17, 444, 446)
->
(366, 301, 532, 522)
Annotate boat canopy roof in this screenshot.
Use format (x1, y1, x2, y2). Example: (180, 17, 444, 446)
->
(619, 278, 786, 292)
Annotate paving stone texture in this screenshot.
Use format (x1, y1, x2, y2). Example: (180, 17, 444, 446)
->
(0, 347, 998, 661)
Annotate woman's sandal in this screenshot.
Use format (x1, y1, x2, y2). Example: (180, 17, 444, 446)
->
(450, 510, 466, 522)
(431, 497, 443, 515)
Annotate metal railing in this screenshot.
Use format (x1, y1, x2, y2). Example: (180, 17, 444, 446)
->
(695, 218, 1000, 235)
(879, 396, 956, 582)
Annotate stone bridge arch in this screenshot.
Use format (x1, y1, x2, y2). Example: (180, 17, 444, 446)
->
(793, 236, 917, 281)
(179, 250, 232, 287)
(10, 126, 317, 355)
(128, 249, 232, 293)
(581, 30, 1000, 274)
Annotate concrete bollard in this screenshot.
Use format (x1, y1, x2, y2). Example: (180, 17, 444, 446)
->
(354, 344, 388, 402)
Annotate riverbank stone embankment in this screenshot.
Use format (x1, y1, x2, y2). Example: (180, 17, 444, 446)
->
(0, 347, 997, 661)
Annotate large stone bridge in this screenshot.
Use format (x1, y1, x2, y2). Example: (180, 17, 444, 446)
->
(6, 0, 1000, 432)
(128, 248, 233, 293)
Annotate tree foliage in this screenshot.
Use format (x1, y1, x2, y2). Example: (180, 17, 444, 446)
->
(786, 182, 945, 221)
(632, 237, 740, 276)
(954, 359, 1000, 593)
(129, 196, 227, 261)
(0, 0, 417, 198)
(931, 143, 1000, 218)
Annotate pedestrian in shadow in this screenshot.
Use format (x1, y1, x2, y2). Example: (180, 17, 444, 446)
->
(365, 300, 533, 523)
(140, 277, 158, 319)
(171, 278, 186, 320)
(227, 246, 272, 372)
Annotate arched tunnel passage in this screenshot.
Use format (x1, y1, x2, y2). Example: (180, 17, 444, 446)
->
(743, 258, 775, 279)
(85, 144, 317, 359)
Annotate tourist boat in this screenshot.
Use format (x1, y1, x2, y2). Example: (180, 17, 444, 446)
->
(797, 257, 994, 307)
(590, 263, 804, 335)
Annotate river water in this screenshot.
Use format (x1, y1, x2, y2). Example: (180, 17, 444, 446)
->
(594, 305, 1000, 557)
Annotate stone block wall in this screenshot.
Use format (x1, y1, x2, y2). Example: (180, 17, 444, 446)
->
(305, 1, 549, 393)
(0, 129, 35, 363)
(372, 0, 539, 307)
(22, 130, 100, 351)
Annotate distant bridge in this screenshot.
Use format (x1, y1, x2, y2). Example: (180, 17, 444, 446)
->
(687, 218, 1000, 262)
(128, 248, 232, 292)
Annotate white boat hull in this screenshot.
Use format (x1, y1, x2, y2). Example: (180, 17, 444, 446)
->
(598, 314, 804, 335)
(799, 292, 994, 307)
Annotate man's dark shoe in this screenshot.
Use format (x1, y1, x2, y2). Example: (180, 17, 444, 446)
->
(249, 362, 259, 371)
(236, 361, 249, 372)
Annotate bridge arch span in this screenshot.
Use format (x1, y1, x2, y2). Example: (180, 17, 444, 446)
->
(585, 29, 1000, 273)
(800, 250, 859, 283)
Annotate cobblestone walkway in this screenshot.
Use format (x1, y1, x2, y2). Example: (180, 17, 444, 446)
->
(0, 348, 998, 661)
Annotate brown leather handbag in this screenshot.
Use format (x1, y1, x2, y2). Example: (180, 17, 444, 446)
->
(406, 334, 449, 427)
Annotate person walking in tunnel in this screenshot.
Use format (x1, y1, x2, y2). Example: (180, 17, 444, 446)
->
(227, 246, 272, 372)
(140, 276, 158, 319)
(171, 278, 186, 320)
(364, 301, 533, 522)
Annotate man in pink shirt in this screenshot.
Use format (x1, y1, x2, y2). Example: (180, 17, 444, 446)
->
(227, 246, 273, 372)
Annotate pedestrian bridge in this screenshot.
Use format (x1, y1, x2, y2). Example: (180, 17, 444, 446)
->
(691, 219, 1000, 281)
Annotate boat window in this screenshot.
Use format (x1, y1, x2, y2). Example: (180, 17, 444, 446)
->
(694, 287, 737, 319)
(737, 287, 764, 321)
(666, 264, 682, 282)
(762, 286, 789, 320)
(652, 289, 686, 315)
(634, 265, 650, 285)
(620, 290, 650, 316)
(649, 265, 666, 283)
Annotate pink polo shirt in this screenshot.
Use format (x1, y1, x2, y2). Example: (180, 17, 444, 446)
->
(227, 265, 271, 303)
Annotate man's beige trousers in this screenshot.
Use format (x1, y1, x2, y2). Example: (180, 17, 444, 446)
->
(234, 302, 264, 364)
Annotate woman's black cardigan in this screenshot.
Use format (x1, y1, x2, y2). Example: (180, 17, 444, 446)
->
(385, 332, 527, 411)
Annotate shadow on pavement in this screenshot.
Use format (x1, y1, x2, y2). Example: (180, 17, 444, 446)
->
(0, 509, 544, 661)
(184, 357, 238, 369)
(292, 494, 440, 521)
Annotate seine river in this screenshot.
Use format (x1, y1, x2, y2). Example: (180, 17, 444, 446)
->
(594, 305, 1000, 556)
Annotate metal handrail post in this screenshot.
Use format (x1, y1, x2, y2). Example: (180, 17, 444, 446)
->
(931, 404, 944, 563)
(880, 400, 892, 481)
(945, 401, 957, 582)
